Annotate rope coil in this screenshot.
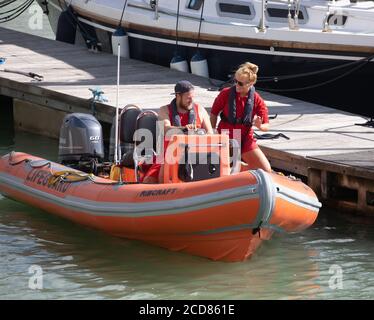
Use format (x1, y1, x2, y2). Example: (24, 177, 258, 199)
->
(6, 152, 135, 186)
(0, 0, 35, 23)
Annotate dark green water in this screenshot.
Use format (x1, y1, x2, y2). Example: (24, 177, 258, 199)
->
(0, 131, 373, 299)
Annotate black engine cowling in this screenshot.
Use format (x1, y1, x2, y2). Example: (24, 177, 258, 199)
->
(58, 113, 105, 174)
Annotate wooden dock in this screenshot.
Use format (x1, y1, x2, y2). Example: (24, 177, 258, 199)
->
(258, 97, 374, 215)
(1, 27, 374, 216)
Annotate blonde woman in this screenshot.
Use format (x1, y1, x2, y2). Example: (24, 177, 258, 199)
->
(210, 62, 271, 172)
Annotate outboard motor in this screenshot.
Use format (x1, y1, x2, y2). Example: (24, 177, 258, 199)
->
(58, 113, 105, 174)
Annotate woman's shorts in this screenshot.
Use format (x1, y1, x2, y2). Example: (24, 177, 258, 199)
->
(241, 137, 259, 153)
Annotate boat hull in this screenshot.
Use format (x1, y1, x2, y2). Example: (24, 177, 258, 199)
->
(0, 152, 320, 262)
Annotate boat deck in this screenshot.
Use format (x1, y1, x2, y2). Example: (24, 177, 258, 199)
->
(1, 27, 374, 215)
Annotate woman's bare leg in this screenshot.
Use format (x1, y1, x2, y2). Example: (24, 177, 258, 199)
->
(241, 147, 271, 173)
(158, 165, 164, 184)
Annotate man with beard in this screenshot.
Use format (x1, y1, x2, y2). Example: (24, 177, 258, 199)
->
(142, 80, 213, 184)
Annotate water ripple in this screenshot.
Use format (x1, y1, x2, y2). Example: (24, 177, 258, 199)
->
(304, 239, 355, 244)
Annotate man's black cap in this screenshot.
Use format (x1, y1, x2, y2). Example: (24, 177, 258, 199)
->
(173, 80, 194, 94)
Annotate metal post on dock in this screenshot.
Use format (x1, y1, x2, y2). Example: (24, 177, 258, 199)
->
(258, 0, 266, 32)
(151, 0, 159, 20)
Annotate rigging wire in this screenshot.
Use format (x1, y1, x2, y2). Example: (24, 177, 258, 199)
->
(0, 0, 35, 23)
(0, 0, 18, 9)
(256, 55, 372, 92)
(118, 0, 128, 28)
(57, 0, 100, 46)
(257, 54, 374, 83)
(208, 53, 374, 92)
(175, 0, 181, 51)
(196, 0, 205, 49)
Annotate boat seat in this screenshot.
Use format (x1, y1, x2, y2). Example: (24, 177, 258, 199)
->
(133, 110, 159, 181)
(118, 104, 142, 168)
(120, 146, 135, 168)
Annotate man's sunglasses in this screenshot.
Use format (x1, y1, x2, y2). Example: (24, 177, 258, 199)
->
(234, 79, 249, 87)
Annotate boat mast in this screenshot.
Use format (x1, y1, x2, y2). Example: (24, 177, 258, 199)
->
(114, 43, 121, 164)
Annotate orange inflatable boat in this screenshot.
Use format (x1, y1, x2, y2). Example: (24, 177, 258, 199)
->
(0, 149, 321, 262)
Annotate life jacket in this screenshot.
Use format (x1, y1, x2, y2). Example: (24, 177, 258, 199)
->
(168, 98, 202, 127)
(220, 86, 255, 127)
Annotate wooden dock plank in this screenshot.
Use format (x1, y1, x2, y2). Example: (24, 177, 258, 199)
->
(309, 151, 374, 170)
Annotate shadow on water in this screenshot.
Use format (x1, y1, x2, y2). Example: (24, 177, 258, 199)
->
(0, 95, 15, 148)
